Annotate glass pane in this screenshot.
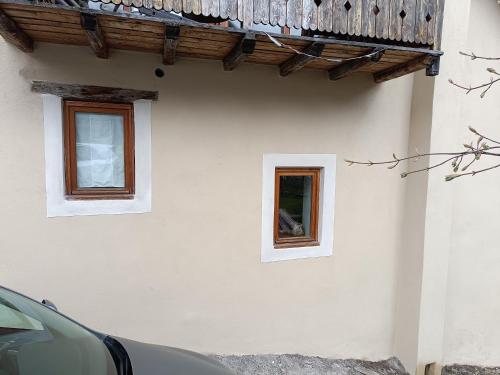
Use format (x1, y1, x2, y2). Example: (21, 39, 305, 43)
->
(0, 287, 118, 375)
(75, 112, 125, 188)
(278, 175, 313, 238)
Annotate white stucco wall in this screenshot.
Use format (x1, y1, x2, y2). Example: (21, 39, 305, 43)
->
(0, 39, 415, 359)
(441, 0, 500, 367)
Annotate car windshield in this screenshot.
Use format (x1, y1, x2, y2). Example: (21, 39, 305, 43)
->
(0, 287, 118, 375)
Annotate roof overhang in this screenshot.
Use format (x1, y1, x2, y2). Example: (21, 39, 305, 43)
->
(0, 0, 443, 82)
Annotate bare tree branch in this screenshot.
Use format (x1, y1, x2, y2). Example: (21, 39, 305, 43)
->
(450, 52, 500, 98)
(459, 51, 500, 61)
(346, 127, 500, 182)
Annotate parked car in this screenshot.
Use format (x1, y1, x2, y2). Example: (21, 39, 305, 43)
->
(0, 286, 233, 375)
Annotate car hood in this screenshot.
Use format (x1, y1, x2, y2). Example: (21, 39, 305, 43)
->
(114, 337, 234, 375)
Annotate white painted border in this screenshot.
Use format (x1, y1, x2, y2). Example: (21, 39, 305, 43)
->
(261, 154, 336, 263)
(43, 95, 152, 217)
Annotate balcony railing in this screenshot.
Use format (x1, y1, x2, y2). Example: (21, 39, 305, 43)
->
(99, 0, 445, 47)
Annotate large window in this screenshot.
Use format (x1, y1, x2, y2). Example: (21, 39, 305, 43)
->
(274, 168, 320, 248)
(63, 101, 135, 200)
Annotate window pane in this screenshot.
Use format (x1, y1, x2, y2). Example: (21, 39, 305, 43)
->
(278, 175, 313, 238)
(75, 112, 125, 188)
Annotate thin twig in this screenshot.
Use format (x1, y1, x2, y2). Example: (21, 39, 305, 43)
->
(460, 51, 500, 61)
(449, 78, 500, 94)
(446, 163, 500, 181)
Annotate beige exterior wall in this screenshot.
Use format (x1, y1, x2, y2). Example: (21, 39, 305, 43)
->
(441, 0, 500, 367)
(3, 1, 500, 368)
(0, 40, 415, 359)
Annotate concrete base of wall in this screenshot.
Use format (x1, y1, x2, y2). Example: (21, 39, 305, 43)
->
(210, 355, 409, 375)
(443, 366, 500, 375)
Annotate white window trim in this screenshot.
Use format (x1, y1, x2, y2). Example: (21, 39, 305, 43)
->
(261, 154, 336, 263)
(42, 94, 152, 217)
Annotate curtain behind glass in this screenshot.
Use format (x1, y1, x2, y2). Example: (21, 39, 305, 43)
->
(75, 112, 125, 188)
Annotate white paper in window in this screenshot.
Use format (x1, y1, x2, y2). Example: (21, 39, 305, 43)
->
(75, 112, 125, 188)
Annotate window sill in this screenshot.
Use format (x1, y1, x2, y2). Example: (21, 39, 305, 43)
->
(65, 194, 135, 201)
(274, 241, 320, 249)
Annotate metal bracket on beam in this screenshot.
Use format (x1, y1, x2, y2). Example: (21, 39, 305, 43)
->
(223, 32, 256, 71)
(80, 13, 108, 59)
(426, 56, 440, 76)
(163, 25, 180, 65)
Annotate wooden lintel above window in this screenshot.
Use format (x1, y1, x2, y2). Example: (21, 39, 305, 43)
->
(31, 81, 159, 103)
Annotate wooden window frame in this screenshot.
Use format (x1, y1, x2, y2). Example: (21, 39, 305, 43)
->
(273, 167, 321, 249)
(63, 100, 135, 200)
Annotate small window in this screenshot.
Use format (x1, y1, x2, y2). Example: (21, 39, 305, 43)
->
(274, 168, 321, 248)
(63, 101, 134, 200)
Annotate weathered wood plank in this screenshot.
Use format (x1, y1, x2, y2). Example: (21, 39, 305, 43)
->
(223, 32, 256, 70)
(131, 0, 143, 9)
(329, 47, 384, 79)
(31, 81, 159, 102)
(402, 0, 416, 42)
(0, 7, 33, 52)
(162, 0, 174, 11)
(375, 0, 389, 39)
(269, 0, 286, 26)
(172, 0, 183, 12)
(219, 0, 229, 18)
(80, 13, 108, 58)
(317, 0, 333, 31)
(254, 0, 269, 24)
(228, 0, 238, 19)
(347, 0, 362, 35)
(414, 0, 427, 44)
(242, 0, 253, 28)
(279, 42, 324, 76)
(361, 0, 376, 37)
(183, 0, 195, 13)
(432, 0, 444, 49)
(425, 0, 435, 45)
(302, 0, 317, 30)
(286, 0, 302, 28)
(163, 24, 179, 65)
(332, 0, 348, 34)
(389, 0, 403, 41)
(374, 54, 431, 82)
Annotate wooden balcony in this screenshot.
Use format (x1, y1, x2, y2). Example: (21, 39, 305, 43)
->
(0, 0, 444, 82)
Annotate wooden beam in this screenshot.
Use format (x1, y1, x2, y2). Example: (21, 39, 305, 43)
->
(0, 0, 444, 58)
(163, 25, 180, 65)
(329, 48, 385, 81)
(374, 55, 434, 83)
(0, 8, 33, 52)
(31, 81, 159, 103)
(279, 42, 324, 77)
(223, 33, 256, 71)
(80, 13, 108, 59)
